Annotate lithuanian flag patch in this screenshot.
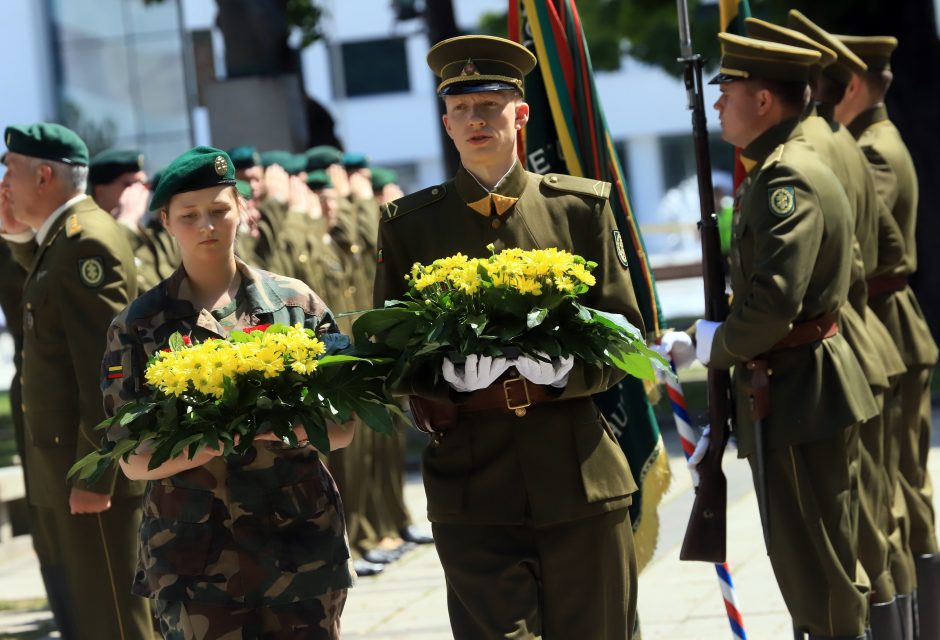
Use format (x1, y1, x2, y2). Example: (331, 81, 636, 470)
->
(106, 365, 123, 380)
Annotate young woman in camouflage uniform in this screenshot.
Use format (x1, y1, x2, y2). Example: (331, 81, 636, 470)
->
(100, 147, 355, 640)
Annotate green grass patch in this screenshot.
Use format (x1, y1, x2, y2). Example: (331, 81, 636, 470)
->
(0, 599, 48, 613)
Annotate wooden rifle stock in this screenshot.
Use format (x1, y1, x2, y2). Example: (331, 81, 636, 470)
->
(676, 49, 735, 564)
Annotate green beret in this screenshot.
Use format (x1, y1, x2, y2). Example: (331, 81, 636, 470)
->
(235, 179, 253, 199)
(710, 33, 821, 85)
(427, 35, 536, 97)
(371, 167, 398, 190)
(149, 146, 236, 211)
(306, 170, 333, 190)
(835, 35, 898, 72)
(305, 146, 343, 171)
(89, 148, 145, 185)
(787, 10, 867, 85)
(3, 122, 89, 165)
(259, 150, 307, 175)
(149, 169, 164, 193)
(227, 146, 262, 171)
(342, 152, 369, 170)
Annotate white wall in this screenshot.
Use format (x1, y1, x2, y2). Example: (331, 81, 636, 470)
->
(0, 0, 57, 161)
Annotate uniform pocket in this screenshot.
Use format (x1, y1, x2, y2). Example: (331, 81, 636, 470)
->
(421, 425, 473, 515)
(141, 484, 215, 577)
(573, 416, 637, 503)
(266, 475, 349, 572)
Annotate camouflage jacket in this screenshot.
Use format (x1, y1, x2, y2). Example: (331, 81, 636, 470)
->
(101, 258, 354, 605)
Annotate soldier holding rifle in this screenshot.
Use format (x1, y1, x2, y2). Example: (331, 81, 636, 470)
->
(660, 33, 877, 640)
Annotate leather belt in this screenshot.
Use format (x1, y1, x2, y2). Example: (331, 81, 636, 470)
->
(769, 312, 838, 352)
(456, 374, 558, 417)
(867, 274, 907, 300)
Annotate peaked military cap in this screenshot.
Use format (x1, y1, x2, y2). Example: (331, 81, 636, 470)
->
(835, 35, 898, 72)
(259, 150, 307, 175)
(427, 35, 536, 96)
(786, 10, 867, 85)
(3, 122, 89, 165)
(227, 145, 262, 171)
(371, 167, 398, 190)
(88, 148, 145, 185)
(305, 145, 343, 171)
(149, 146, 236, 211)
(710, 33, 821, 84)
(306, 170, 332, 190)
(342, 152, 368, 170)
(745, 18, 837, 74)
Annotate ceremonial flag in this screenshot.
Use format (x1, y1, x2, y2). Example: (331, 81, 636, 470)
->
(509, 0, 670, 570)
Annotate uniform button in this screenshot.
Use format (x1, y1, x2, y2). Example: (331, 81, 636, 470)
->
(491, 218, 501, 229)
(54, 436, 60, 444)
(298, 254, 308, 263)
(26, 302, 32, 310)
(548, 176, 558, 183)
(351, 244, 361, 254)
(20, 403, 26, 413)
(431, 188, 440, 195)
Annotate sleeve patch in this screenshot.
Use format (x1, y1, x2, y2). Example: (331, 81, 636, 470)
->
(79, 256, 105, 288)
(613, 230, 629, 268)
(768, 186, 796, 218)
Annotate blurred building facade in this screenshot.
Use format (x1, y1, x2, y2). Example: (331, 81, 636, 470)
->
(0, 0, 726, 265)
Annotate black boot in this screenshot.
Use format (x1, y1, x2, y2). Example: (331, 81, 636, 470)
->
(895, 593, 914, 640)
(915, 554, 940, 640)
(870, 598, 903, 640)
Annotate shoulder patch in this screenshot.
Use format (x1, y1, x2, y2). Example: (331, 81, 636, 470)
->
(380, 184, 447, 222)
(78, 256, 105, 288)
(612, 230, 629, 269)
(761, 144, 785, 172)
(542, 174, 611, 200)
(768, 186, 796, 218)
(65, 214, 83, 237)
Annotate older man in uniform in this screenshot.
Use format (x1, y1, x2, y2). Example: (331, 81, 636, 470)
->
(0, 123, 153, 638)
(835, 34, 940, 639)
(746, 16, 916, 637)
(663, 35, 877, 639)
(374, 35, 643, 639)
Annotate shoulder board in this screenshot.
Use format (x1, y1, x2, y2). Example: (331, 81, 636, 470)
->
(541, 174, 611, 199)
(380, 184, 447, 222)
(65, 214, 83, 238)
(760, 144, 785, 172)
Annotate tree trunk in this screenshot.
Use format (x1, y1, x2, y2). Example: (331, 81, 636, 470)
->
(423, 0, 462, 176)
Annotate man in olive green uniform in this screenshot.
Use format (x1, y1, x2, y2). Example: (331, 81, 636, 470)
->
(835, 35, 940, 638)
(664, 35, 877, 639)
(0, 123, 154, 639)
(374, 36, 643, 639)
(747, 17, 916, 636)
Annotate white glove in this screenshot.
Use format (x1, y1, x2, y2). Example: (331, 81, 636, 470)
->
(687, 426, 711, 488)
(442, 354, 512, 393)
(656, 331, 696, 370)
(694, 319, 721, 365)
(513, 353, 575, 388)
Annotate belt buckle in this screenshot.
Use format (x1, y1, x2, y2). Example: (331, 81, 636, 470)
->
(503, 375, 531, 417)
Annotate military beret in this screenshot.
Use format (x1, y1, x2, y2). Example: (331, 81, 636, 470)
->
(427, 35, 536, 97)
(306, 170, 333, 190)
(3, 122, 89, 166)
(227, 145, 262, 170)
(88, 148, 145, 185)
(149, 146, 236, 211)
(835, 35, 898, 72)
(305, 145, 344, 171)
(745, 18, 837, 74)
(259, 150, 307, 175)
(710, 33, 821, 85)
(371, 167, 398, 190)
(342, 152, 369, 170)
(149, 169, 164, 193)
(235, 179, 253, 200)
(787, 11, 867, 85)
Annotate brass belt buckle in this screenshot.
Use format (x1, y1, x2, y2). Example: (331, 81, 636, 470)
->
(503, 375, 531, 417)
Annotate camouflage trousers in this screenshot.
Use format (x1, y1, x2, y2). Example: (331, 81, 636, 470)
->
(153, 590, 347, 640)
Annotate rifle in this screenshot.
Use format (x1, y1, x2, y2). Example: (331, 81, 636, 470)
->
(675, 0, 736, 563)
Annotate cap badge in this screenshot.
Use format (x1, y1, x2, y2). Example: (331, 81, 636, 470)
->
(461, 59, 480, 76)
(214, 155, 228, 176)
(137, 153, 145, 169)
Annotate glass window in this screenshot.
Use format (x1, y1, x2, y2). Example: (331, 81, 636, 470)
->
(337, 37, 410, 98)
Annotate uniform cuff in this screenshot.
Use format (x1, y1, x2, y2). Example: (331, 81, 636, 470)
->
(694, 319, 721, 365)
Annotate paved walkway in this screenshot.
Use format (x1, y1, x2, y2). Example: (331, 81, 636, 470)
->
(1, 434, 938, 639)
